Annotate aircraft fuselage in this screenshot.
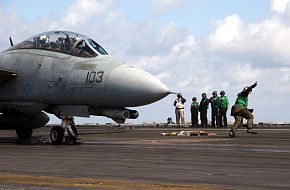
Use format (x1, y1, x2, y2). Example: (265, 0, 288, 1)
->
(0, 30, 170, 143)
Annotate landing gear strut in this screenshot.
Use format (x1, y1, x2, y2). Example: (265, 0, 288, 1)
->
(50, 116, 78, 144)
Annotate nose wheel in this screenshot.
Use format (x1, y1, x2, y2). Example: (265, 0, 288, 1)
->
(50, 116, 78, 144)
(50, 126, 64, 144)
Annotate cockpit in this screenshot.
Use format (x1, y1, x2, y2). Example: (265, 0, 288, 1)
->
(7, 31, 108, 58)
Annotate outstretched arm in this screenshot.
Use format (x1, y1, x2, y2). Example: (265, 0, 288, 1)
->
(250, 82, 257, 90)
(244, 82, 257, 96)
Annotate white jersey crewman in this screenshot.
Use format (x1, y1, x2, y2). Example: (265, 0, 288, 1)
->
(174, 93, 186, 127)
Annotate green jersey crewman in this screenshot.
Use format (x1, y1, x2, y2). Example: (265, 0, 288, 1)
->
(218, 91, 229, 127)
(210, 91, 219, 127)
(190, 97, 199, 127)
(229, 82, 257, 137)
(199, 93, 209, 127)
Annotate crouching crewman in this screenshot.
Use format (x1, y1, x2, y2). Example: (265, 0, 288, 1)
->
(229, 82, 258, 137)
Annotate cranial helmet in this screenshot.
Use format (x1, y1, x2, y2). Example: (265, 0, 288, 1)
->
(244, 86, 252, 92)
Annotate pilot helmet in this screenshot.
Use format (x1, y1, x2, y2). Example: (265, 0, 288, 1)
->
(40, 35, 49, 44)
(75, 36, 81, 41)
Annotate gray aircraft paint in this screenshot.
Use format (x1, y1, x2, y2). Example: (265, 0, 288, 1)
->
(0, 31, 170, 135)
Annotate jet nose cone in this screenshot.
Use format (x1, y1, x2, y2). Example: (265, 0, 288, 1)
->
(105, 65, 170, 106)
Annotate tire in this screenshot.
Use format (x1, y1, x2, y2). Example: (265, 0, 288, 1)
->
(50, 126, 64, 144)
(16, 129, 33, 139)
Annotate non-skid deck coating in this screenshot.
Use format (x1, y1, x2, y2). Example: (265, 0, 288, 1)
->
(0, 126, 289, 190)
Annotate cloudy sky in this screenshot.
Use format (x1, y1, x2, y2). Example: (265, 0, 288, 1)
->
(1, 0, 290, 124)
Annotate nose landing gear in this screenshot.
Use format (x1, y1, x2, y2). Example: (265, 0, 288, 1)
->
(50, 116, 78, 144)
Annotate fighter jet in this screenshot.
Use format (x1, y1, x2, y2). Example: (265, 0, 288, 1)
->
(0, 31, 170, 144)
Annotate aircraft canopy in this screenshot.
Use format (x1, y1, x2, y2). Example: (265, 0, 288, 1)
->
(8, 31, 108, 57)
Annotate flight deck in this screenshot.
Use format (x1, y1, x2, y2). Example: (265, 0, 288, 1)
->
(0, 125, 289, 190)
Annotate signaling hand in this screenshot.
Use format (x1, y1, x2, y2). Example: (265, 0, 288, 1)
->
(251, 82, 257, 89)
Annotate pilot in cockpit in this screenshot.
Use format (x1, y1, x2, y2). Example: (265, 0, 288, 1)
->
(39, 35, 49, 48)
(74, 40, 95, 57)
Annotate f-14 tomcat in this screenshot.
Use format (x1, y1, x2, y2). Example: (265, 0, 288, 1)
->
(0, 31, 170, 144)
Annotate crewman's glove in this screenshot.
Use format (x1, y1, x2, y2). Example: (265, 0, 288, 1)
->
(251, 82, 257, 89)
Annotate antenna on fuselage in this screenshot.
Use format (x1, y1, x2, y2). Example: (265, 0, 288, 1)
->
(9, 37, 14, 47)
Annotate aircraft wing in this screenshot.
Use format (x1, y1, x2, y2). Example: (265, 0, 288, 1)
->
(0, 69, 17, 84)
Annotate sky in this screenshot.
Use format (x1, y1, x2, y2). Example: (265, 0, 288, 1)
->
(1, 0, 290, 124)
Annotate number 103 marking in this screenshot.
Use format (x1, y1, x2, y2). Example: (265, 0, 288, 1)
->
(86, 71, 104, 83)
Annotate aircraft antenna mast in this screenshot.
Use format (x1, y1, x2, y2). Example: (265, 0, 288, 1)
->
(9, 37, 14, 47)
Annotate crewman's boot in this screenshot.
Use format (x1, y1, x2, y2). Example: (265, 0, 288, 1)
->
(229, 130, 235, 138)
(247, 129, 257, 134)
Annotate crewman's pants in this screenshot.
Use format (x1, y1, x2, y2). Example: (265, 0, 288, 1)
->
(219, 108, 228, 127)
(191, 110, 198, 127)
(175, 109, 185, 126)
(200, 109, 208, 127)
(211, 107, 219, 127)
(231, 109, 254, 132)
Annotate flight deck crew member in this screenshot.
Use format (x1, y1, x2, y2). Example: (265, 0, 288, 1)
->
(209, 91, 219, 127)
(229, 82, 258, 137)
(218, 90, 229, 127)
(199, 93, 209, 127)
(190, 97, 199, 127)
(174, 93, 186, 127)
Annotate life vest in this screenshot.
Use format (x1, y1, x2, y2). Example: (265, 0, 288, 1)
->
(175, 98, 184, 109)
(218, 96, 229, 108)
(191, 101, 199, 111)
(235, 93, 248, 107)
